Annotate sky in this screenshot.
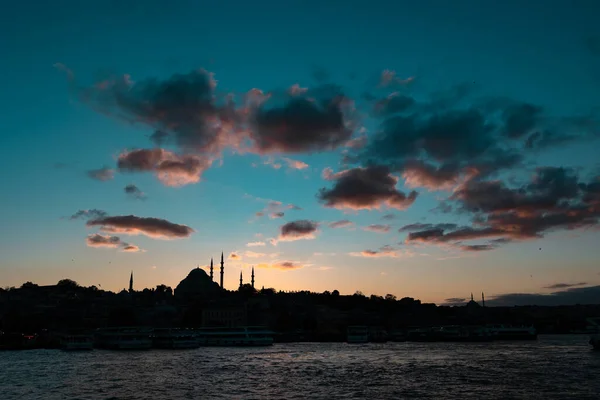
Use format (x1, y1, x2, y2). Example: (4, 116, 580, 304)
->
(1, 0, 600, 305)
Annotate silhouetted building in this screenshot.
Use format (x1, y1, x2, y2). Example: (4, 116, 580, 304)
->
(209, 258, 214, 281)
(239, 271, 243, 290)
(202, 304, 247, 327)
(251, 267, 255, 289)
(129, 271, 133, 293)
(465, 292, 483, 318)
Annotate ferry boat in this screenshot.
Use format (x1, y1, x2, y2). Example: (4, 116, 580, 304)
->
(488, 324, 537, 340)
(405, 326, 493, 342)
(152, 328, 199, 349)
(346, 326, 369, 343)
(406, 327, 436, 342)
(95, 327, 153, 350)
(389, 329, 407, 342)
(195, 326, 274, 346)
(369, 327, 388, 343)
(60, 334, 94, 351)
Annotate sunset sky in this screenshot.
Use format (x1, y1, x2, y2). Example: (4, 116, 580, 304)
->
(2, 0, 600, 305)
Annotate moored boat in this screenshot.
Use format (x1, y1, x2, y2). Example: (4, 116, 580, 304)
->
(346, 326, 369, 344)
(152, 328, 199, 349)
(406, 325, 493, 342)
(196, 326, 274, 346)
(369, 327, 388, 343)
(60, 334, 94, 351)
(488, 324, 537, 340)
(95, 327, 152, 350)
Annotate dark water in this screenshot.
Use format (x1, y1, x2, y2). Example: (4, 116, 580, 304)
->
(1, 335, 598, 399)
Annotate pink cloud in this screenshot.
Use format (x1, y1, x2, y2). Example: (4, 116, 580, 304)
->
(257, 260, 305, 270)
(363, 224, 391, 233)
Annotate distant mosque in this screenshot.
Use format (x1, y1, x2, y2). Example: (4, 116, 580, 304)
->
(126, 251, 258, 297)
(164, 252, 257, 298)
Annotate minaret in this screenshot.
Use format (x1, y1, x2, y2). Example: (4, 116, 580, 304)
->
(239, 271, 243, 289)
(129, 271, 133, 293)
(482, 292, 485, 307)
(471, 292, 474, 301)
(210, 258, 214, 281)
(220, 251, 224, 288)
(251, 266, 255, 289)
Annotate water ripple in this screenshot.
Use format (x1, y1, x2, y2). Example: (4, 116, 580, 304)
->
(1, 335, 599, 399)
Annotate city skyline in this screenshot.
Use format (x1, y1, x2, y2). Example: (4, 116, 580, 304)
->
(2, 1, 600, 305)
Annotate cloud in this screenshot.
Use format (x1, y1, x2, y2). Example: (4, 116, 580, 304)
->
(86, 234, 121, 248)
(345, 135, 368, 149)
(317, 165, 418, 211)
(248, 85, 354, 153)
(261, 157, 282, 170)
(450, 168, 600, 239)
(118, 148, 211, 187)
(77, 69, 235, 155)
(403, 168, 600, 250)
(62, 66, 600, 195)
(399, 223, 459, 232)
(459, 244, 497, 252)
(379, 70, 414, 87)
(246, 241, 266, 247)
(382, 214, 396, 220)
(363, 224, 391, 233)
(543, 282, 587, 290)
(87, 167, 114, 182)
(122, 244, 142, 253)
(328, 220, 354, 229)
(401, 159, 469, 191)
(124, 184, 146, 200)
(443, 297, 467, 305)
(86, 215, 194, 239)
(85, 234, 142, 252)
(485, 285, 600, 306)
(244, 251, 266, 258)
(353, 82, 599, 196)
(54, 62, 74, 80)
(69, 209, 107, 221)
(501, 103, 543, 139)
(229, 252, 241, 260)
(282, 157, 309, 170)
(349, 245, 400, 258)
(279, 220, 319, 242)
(372, 93, 416, 117)
(257, 260, 305, 270)
(251, 199, 301, 221)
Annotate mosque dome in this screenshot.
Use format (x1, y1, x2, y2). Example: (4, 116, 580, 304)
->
(174, 267, 222, 298)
